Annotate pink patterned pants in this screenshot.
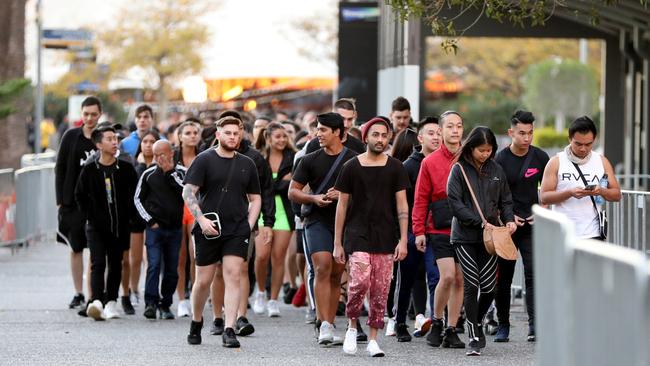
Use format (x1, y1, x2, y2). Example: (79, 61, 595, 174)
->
(345, 252, 394, 329)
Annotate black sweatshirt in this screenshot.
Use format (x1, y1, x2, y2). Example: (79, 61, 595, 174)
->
(239, 139, 276, 228)
(74, 157, 138, 244)
(55, 127, 97, 206)
(134, 165, 185, 229)
(403, 147, 425, 229)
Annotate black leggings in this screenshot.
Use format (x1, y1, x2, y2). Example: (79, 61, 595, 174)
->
(494, 224, 534, 325)
(87, 227, 124, 303)
(455, 242, 497, 340)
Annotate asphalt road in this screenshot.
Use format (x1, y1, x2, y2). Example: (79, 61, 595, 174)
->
(0, 243, 536, 365)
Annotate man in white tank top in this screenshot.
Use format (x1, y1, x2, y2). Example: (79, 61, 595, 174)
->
(539, 116, 621, 239)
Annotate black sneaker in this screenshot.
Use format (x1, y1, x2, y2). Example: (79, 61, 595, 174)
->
(121, 296, 135, 315)
(395, 323, 412, 342)
(187, 319, 203, 345)
(144, 304, 157, 319)
(494, 324, 510, 343)
(210, 318, 224, 335)
(356, 319, 368, 343)
(527, 323, 536, 342)
(159, 306, 174, 320)
(283, 287, 297, 304)
(222, 327, 240, 348)
(69, 293, 85, 309)
(235, 316, 255, 336)
(466, 339, 481, 356)
(77, 301, 89, 317)
(314, 319, 322, 340)
(336, 301, 346, 316)
(426, 318, 444, 347)
(456, 315, 466, 334)
(442, 326, 466, 348)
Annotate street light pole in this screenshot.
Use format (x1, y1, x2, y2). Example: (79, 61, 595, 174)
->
(34, 0, 43, 154)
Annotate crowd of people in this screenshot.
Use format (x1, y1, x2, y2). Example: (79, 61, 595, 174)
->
(55, 94, 620, 357)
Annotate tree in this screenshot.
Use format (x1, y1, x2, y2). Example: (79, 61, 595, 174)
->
(98, 0, 215, 121)
(522, 58, 598, 131)
(0, 0, 29, 168)
(281, 0, 338, 68)
(387, 0, 649, 53)
(0, 79, 30, 120)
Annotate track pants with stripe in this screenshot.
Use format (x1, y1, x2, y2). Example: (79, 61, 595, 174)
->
(455, 241, 498, 340)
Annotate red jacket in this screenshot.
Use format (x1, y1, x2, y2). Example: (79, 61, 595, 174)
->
(412, 143, 456, 236)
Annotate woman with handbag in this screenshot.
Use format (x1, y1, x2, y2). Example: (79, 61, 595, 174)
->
(446, 126, 516, 356)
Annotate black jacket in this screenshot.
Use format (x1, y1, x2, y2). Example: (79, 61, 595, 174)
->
(447, 159, 514, 244)
(239, 139, 276, 228)
(270, 149, 296, 230)
(55, 127, 96, 206)
(74, 157, 138, 243)
(403, 147, 424, 225)
(134, 165, 185, 229)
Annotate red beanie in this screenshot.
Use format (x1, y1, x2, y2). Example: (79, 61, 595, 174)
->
(361, 117, 391, 143)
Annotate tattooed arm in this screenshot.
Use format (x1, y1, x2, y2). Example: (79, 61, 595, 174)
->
(394, 189, 409, 261)
(183, 183, 218, 236)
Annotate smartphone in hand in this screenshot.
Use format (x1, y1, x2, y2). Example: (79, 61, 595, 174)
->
(584, 184, 597, 191)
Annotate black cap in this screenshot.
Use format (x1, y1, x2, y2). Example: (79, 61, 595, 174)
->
(316, 112, 344, 130)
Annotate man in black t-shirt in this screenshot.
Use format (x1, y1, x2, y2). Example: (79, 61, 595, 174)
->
(183, 116, 261, 348)
(55, 96, 102, 312)
(333, 117, 409, 357)
(494, 110, 550, 343)
(289, 112, 357, 346)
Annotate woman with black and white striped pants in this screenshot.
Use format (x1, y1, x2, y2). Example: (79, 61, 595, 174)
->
(446, 126, 516, 356)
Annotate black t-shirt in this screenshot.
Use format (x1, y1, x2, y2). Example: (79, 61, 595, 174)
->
(495, 145, 549, 218)
(183, 149, 261, 237)
(335, 156, 410, 254)
(305, 134, 366, 155)
(292, 148, 358, 229)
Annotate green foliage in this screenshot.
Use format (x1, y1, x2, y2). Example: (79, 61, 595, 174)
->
(0, 78, 30, 120)
(424, 90, 519, 133)
(522, 58, 598, 121)
(533, 127, 568, 148)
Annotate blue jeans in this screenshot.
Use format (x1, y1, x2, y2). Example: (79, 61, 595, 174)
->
(145, 227, 182, 308)
(423, 235, 441, 317)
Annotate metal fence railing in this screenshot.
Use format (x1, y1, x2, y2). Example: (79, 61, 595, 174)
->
(605, 190, 650, 255)
(0, 168, 17, 247)
(13, 163, 57, 245)
(534, 206, 650, 366)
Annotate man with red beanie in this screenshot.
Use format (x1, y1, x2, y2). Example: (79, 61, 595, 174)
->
(412, 110, 465, 349)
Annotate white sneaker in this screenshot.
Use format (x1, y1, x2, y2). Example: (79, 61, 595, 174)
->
(253, 291, 266, 315)
(318, 321, 334, 345)
(366, 340, 385, 357)
(103, 300, 120, 319)
(385, 317, 396, 336)
(87, 300, 104, 321)
(331, 335, 343, 346)
(267, 299, 280, 317)
(177, 299, 191, 318)
(129, 291, 140, 307)
(413, 314, 432, 337)
(343, 328, 358, 354)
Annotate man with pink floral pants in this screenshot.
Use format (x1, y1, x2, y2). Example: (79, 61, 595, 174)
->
(333, 118, 409, 357)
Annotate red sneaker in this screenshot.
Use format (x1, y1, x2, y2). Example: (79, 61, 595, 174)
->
(292, 283, 307, 307)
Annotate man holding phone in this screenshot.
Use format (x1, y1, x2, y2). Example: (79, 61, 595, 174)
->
(540, 116, 621, 240)
(182, 116, 262, 348)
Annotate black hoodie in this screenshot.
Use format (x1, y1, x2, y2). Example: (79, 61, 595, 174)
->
(403, 147, 425, 228)
(239, 139, 276, 228)
(74, 157, 138, 246)
(55, 127, 97, 206)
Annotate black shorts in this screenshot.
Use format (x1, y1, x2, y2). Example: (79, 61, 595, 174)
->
(428, 234, 458, 262)
(57, 205, 87, 253)
(304, 221, 333, 255)
(193, 231, 250, 266)
(296, 228, 304, 255)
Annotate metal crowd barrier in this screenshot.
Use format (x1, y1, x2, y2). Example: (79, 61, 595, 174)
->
(20, 151, 56, 168)
(13, 163, 57, 245)
(605, 190, 650, 255)
(0, 168, 17, 247)
(534, 205, 650, 366)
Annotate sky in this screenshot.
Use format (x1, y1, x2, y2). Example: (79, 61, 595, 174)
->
(24, 0, 337, 84)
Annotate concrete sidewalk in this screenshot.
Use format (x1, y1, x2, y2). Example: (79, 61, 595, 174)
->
(0, 243, 535, 365)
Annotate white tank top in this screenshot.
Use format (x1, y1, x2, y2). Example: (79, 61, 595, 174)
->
(553, 150, 604, 239)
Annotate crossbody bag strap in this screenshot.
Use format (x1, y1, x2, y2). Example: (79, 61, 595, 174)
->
(313, 147, 348, 195)
(571, 162, 600, 217)
(214, 152, 238, 212)
(456, 163, 487, 224)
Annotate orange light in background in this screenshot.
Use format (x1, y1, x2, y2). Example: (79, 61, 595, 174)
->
(182, 76, 208, 103)
(222, 85, 243, 101)
(244, 100, 257, 111)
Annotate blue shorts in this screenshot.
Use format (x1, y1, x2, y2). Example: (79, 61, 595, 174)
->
(304, 221, 333, 255)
